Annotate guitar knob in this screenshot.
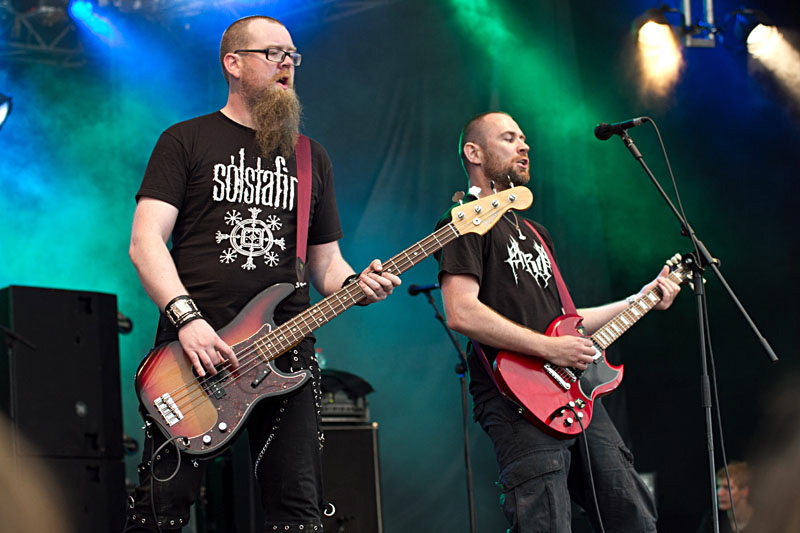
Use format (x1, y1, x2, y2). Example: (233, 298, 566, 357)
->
(202, 435, 212, 445)
(564, 417, 574, 427)
(577, 412, 584, 420)
(218, 422, 228, 432)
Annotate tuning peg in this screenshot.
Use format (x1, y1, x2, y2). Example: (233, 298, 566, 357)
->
(666, 253, 682, 267)
(451, 191, 466, 205)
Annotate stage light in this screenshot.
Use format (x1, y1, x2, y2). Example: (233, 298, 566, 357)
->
(721, 9, 779, 58)
(634, 7, 675, 46)
(634, 3, 716, 49)
(720, 10, 800, 106)
(68, 0, 122, 46)
(0, 93, 11, 130)
(633, 7, 684, 98)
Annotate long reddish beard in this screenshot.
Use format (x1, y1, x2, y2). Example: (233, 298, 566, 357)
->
(243, 74, 302, 157)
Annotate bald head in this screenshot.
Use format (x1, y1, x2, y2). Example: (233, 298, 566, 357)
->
(459, 112, 530, 191)
(459, 112, 510, 170)
(219, 15, 286, 85)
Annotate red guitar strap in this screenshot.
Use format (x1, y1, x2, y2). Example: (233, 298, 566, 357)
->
(295, 134, 311, 284)
(522, 219, 577, 315)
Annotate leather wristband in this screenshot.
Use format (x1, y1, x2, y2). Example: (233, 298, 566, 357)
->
(165, 295, 204, 330)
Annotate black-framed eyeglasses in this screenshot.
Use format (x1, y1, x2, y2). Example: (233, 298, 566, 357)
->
(234, 48, 302, 66)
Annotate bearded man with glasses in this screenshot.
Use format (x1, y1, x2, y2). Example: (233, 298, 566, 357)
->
(125, 15, 399, 532)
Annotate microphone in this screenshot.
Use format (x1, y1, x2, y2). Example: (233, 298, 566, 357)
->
(594, 117, 649, 140)
(408, 283, 440, 296)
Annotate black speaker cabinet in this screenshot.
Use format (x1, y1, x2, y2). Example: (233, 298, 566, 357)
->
(322, 423, 383, 533)
(200, 422, 383, 532)
(0, 286, 123, 459)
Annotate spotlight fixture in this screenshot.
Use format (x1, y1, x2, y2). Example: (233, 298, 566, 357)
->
(633, 6, 684, 97)
(721, 9, 779, 57)
(634, 3, 716, 48)
(633, 6, 680, 48)
(0, 93, 11, 130)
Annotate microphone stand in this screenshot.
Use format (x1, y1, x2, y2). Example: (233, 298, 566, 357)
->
(614, 131, 779, 533)
(415, 288, 477, 533)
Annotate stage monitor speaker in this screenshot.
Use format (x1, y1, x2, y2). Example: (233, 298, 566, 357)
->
(322, 423, 383, 533)
(0, 285, 123, 459)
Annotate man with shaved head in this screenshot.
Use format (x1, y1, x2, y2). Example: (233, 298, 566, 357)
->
(436, 111, 681, 532)
(125, 15, 399, 532)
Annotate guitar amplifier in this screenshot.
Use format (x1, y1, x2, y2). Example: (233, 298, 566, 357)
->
(320, 369, 373, 423)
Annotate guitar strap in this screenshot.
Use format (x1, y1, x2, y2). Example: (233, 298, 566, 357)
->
(295, 134, 311, 285)
(521, 219, 576, 315)
(472, 218, 577, 397)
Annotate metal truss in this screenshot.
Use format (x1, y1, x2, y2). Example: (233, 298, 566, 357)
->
(0, 0, 398, 66)
(0, 0, 86, 67)
(126, 0, 399, 24)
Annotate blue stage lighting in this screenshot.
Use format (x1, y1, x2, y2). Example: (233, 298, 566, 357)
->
(0, 93, 11, 131)
(68, 0, 122, 46)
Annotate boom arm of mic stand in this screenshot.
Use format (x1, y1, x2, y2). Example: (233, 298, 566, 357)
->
(617, 132, 778, 363)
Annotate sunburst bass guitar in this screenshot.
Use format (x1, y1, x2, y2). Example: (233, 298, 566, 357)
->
(493, 253, 693, 438)
(136, 186, 533, 456)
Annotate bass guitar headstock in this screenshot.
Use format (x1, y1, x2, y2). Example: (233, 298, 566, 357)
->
(449, 186, 534, 237)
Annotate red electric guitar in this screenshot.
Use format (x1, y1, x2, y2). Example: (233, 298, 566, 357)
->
(493, 253, 693, 438)
(135, 186, 533, 457)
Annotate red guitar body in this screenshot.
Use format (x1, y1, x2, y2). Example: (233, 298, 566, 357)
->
(494, 314, 624, 438)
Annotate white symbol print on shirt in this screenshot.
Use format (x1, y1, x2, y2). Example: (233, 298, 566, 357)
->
(216, 207, 286, 270)
(505, 236, 552, 287)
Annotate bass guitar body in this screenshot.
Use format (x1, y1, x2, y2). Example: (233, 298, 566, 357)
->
(135, 283, 308, 456)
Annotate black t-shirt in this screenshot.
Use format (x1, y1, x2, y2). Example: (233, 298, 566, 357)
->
(436, 196, 565, 402)
(138, 111, 343, 346)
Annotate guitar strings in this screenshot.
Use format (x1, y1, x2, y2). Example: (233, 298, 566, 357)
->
(157, 226, 458, 424)
(162, 279, 368, 419)
(159, 205, 530, 428)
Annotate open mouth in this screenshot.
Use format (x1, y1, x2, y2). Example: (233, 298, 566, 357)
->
(516, 158, 529, 169)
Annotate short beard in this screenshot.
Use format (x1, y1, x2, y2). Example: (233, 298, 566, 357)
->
(244, 78, 302, 157)
(483, 150, 529, 188)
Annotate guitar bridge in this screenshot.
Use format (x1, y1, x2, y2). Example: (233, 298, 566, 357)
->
(544, 363, 576, 390)
(154, 393, 184, 427)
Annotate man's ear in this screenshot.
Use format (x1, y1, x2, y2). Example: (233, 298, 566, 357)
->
(462, 141, 482, 166)
(223, 53, 242, 80)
